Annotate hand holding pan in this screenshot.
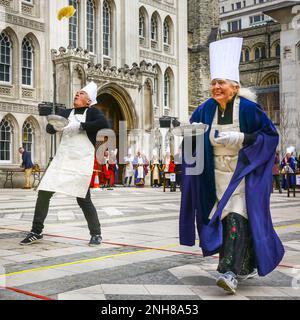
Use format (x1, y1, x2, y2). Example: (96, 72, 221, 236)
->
(47, 115, 69, 132)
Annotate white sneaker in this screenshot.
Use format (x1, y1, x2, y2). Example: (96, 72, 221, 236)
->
(237, 269, 258, 281)
(216, 271, 238, 295)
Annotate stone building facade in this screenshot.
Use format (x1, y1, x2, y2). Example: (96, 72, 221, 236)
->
(222, 22, 281, 125)
(265, 1, 300, 154)
(0, 0, 189, 186)
(188, 0, 220, 114)
(218, 0, 286, 32)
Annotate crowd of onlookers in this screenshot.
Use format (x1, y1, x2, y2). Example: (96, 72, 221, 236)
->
(90, 149, 182, 190)
(19, 144, 300, 193)
(272, 147, 300, 193)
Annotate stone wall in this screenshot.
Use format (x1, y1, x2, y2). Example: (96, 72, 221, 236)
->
(188, 0, 220, 115)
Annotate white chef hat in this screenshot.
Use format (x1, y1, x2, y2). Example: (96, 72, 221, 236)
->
(81, 81, 98, 106)
(286, 146, 295, 154)
(128, 148, 132, 155)
(152, 149, 157, 157)
(209, 37, 243, 83)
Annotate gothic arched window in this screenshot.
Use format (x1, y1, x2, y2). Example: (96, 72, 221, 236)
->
(0, 118, 13, 162)
(22, 120, 35, 161)
(151, 16, 158, 41)
(0, 32, 12, 83)
(87, 0, 95, 53)
(245, 49, 250, 62)
(139, 12, 145, 38)
(164, 72, 170, 108)
(275, 44, 280, 58)
(69, 0, 78, 48)
(22, 37, 33, 86)
(163, 20, 170, 45)
(255, 47, 260, 60)
(103, 0, 111, 56)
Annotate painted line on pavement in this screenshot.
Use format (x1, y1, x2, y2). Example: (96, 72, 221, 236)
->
(0, 244, 177, 279)
(0, 225, 299, 272)
(0, 285, 54, 300)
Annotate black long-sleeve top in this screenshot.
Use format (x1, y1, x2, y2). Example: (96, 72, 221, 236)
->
(46, 106, 109, 146)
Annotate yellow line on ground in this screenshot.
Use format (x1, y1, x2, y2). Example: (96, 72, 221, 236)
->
(274, 223, 300, 229)
(0, 244, 178, 278)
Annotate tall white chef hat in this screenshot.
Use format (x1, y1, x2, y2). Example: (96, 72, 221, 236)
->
(81, 81, 98, 106)
(209, 37, 243, 83)
(128, 148, 132, 155)
(286, 146, 295, 155)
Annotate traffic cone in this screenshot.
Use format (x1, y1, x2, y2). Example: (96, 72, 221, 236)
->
(93, 174, 100, 189)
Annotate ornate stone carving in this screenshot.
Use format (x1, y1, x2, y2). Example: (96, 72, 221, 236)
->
(21, 3, 34, 16)
(139, 0, 176, 14)
(0, 0, 12, 8)
(0, 86, 12, 97)
(51, 46, 91, 62)
(87, 62, 145, 84)
(163, 108, 170, 116)
(22, 88, 35, 99)
(0, 102, 38, 115)
(140, 49, 177, 65)
(3, 13, 45, 31)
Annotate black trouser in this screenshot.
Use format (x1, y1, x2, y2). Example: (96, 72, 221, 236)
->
(31, 190, 101, 236)
(124, 177, 132, 186)
(217, 212, 256, 276)
(272, 175, 282, 193)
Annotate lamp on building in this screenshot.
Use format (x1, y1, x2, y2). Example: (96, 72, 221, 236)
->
(159, 116, 171, 128)
(159, 116, 180, 128)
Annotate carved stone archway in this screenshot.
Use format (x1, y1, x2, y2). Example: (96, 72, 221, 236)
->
(97, 82, 138, 130)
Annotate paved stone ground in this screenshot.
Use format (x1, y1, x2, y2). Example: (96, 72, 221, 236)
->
(0, 186, 299, 300)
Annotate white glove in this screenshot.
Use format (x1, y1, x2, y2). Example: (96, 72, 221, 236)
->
(215, 131, 244, 147)
(64, 121, 81, 135)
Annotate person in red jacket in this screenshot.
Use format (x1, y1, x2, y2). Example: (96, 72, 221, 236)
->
(101, 150, 114, 189)
(168, 155, 176, 192)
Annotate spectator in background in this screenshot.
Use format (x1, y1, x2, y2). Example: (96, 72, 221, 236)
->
(150, 150, 161, 188)
(133, 151, 148, 187)
(280, 148, 296, 190)
(272, 151, 282, 193)
(19, 147, 33, 189)
(123, 149, 135, 187)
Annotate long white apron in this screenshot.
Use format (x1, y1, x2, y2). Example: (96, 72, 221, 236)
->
(37, 109, 94, 198)
(209, 96, 248, 220)
(137, 157, 144, 178)
(124, 156, 134, 178)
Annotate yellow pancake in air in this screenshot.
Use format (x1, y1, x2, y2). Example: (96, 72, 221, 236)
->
(57, 5, 76, 21)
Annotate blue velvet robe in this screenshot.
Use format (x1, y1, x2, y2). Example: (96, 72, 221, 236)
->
(179, 97, 285, 277)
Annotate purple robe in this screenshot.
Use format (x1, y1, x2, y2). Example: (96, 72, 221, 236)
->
(179, 97, 285, 277)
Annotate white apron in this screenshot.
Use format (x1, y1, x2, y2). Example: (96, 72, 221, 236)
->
(137, 156, 144, 178)
(124, 156, 134, 178)
(153, 162, 160, 180)
(209, 96, 248, 220)
(37, 109, 94, 198)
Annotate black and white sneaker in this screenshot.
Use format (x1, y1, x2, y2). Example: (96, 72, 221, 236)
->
(237, 269, 258, 281)
(89, 235, 102, 247)
(20, 232, 43, 246)
(216, 271, 238, 295)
